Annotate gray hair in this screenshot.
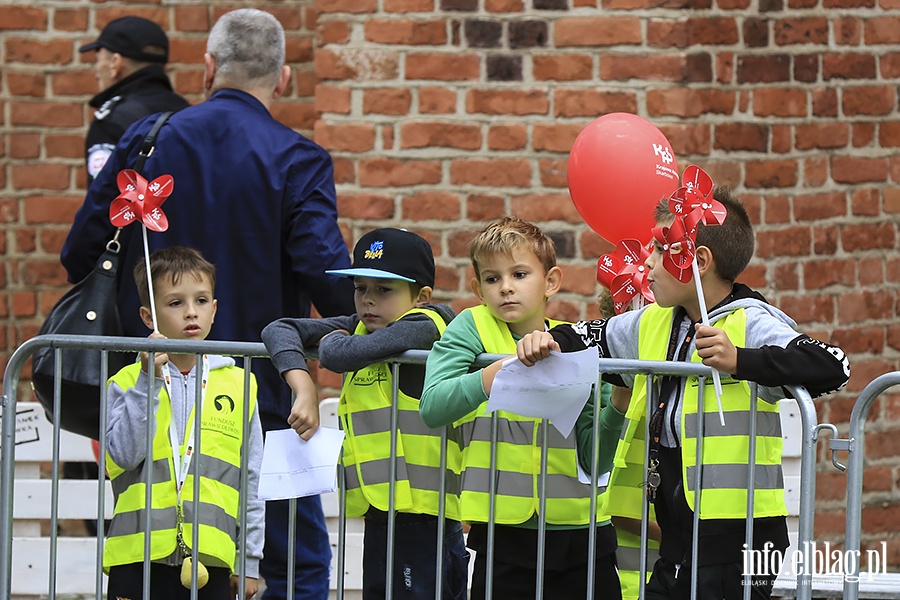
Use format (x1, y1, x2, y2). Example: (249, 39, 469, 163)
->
(206, 9, 285, 89)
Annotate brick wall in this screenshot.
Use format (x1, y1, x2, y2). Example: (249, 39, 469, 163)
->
(2, 0, 899, 561)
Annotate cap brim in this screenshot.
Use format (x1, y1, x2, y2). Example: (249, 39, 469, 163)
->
(79, 41, 101, 53)
(326, 268, 416, 283)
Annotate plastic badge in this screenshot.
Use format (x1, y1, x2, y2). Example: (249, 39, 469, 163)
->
(596, 238, 654, 314)
(109, 169, 173, 232)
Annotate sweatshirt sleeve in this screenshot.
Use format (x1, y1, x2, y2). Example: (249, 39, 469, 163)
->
(736, 334, 850, 399)
(420, 311, 492, 428)
(575, 380, 626, 475)
(238, 403, 265, 579)
(261, 315, 359, 375)
(317, 310, 442, 373)
(106, 370, 164, 470)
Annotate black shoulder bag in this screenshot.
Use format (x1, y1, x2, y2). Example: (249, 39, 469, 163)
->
(31, 111, 174, 440)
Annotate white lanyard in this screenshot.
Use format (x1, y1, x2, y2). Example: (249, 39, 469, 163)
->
(161, 355, 210, 505)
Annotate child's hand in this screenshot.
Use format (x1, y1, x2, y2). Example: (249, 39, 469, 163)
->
(230, 574, 258, 599)
(140, 332, 168, 376)
(516, 331, 559, 366)
(694, 323, 738, 375)
(284, 369, 320, 440)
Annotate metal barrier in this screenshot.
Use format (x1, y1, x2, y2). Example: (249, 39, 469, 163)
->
(1, 334, 832, 600)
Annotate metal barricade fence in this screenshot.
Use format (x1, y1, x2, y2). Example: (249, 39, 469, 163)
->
(1, 335, 827, 600)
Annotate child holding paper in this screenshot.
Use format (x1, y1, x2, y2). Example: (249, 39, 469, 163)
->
(517, 189, 850, 600)
(420, 216, 627, 600)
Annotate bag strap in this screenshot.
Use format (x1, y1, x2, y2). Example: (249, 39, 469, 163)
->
(133, 110, 174, 175)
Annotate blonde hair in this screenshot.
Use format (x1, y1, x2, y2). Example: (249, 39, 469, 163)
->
(468, 216, 557, 278)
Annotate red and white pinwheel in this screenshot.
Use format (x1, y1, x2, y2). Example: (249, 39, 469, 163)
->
(110, 169, 173, 232)
(668, 165, 726, 227)
(596, 239, 654, 314)
(650, 209, 700, 284)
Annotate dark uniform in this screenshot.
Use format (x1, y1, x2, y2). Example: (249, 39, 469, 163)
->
(85, 65, 188, 184)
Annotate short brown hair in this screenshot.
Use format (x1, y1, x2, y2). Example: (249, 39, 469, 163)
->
(654, 185, 754, 283)
(133, 246, 216, 307)
(468, 216, 557, 279)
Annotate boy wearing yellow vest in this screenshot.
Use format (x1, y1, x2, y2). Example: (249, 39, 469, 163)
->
(517, 189, 851, 600)
(261, 228, 468, 600)
(420, 217, 627, 600)
(105, 247, 264, 600)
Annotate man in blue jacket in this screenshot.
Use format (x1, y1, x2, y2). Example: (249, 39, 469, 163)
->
(61, 9, 354, 600)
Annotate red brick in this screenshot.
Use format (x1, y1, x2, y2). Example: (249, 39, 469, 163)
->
(271, 102, 316, 132)
(851, 188, 881, 216)
(557, 265, 599, 295)
(402, 192, 461, 221)
(756, 226, 810, 257)
(804, 157, 828, 187)
(319, 20, 352, 44)
(487, 124, 527, 150)
(553, 90, 636, 117)
(400, 121, 482, 150)
(843, 86, 896, 116)
(5, 38, 73, 64)
(773, 17, 828, 45)
(7, 72, 45, 97)
(510, 193, 583, 223)
(838, 290, 894, 323)
(9, 134, 39, 159)
(384, 0, 436, 11)
(315, 48, 400, 81)
(485, 0, 525, 9)
(24, 194, 82, 224)
(744, 159, 799, 188)
(881, 52, 900, 78)
(793, 192, 847, 221)
(406, 53, 479, 80)
(450, 159, 531, 187)
(772, 262, 798, 290)
(14, 166, 70, 193)
(532, 123, 583, 153)
(539, 159, 568, 188)
(533, 54, 593, 81)
(771, 124, 791, 153)
(359, 158, 442, 187)
(858, 256, 885, 286)
(658, 123, 711, 155)
(466, 89, 549, 115)
(0, 6, 48, 30)
(831, 156, 889, 184)
(337, 193, 395, 219)
(803, 259, 856, 289)
(316, 0, 378, 13)
(54, 9, 88, 32)
(752, 89, 807, 117)
(466, 194, 506, 221)
(762, 194, 791, 224)
(173, 6, 211, 31)
(737, 54, 791, 83)
(419, 87, 456, 114)
(647, 88, 735, 118)
(864, 16, 900, 43)
(713, 123, 768, 152)
(842, 222, 895, 251)
(365, 19, 447, 44)
(315, 85, 351, 114)
(795, 123, 850, 150)
(45, 134, 82, 159)
(52, 70, 98, 96)
(823, 52, 877, 80)
(363, 88, 412, 115)
(11, 102, 82, 127)
(835, 16, 862, 44)
(554, 17, 642, 46)
(601, 54, 689, 82)
(812, 88, 839, 118)
(382, 124, 395, 150)
(778, 294, 835, 324)
(314, 122, 376, 152)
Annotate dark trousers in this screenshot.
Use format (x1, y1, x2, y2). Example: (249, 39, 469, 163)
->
(107, 562, 231, 600)
(362, 510, 469, 600)
(645, 557, 778, 600)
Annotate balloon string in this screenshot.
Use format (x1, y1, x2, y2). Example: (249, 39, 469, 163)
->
(142, 224, 159, 333)
(691, 260, 725, 426)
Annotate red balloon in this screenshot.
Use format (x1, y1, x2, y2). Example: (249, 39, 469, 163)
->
(568, 113, 679, 245)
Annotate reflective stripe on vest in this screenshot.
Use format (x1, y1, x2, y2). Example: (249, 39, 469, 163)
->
(611, 304, 787, 520)
(615, 528, 659, 600)
(104, 363, 256, 572)
(339, 307, 462, 519)
(459, 305, 607, 526)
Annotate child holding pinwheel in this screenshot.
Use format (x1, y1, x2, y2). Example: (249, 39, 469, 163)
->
(517, 177, 850, 600)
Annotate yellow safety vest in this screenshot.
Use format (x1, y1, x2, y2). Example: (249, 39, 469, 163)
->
(610, 304, 787, 520)
(458, 305, 608, 525)
(104, 362, 256, 573)
(339, 307, 461, 519)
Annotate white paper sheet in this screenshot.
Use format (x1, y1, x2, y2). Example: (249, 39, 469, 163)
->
(258, 427, 345, 501)
(486, 347, 600, 438)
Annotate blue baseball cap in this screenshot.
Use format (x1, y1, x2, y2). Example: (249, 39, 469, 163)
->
(327, 228, 435, 288)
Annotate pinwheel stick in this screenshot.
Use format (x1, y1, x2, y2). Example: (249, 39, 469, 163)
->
(141, 224, 159, 333)
(690, 259, 725, 426)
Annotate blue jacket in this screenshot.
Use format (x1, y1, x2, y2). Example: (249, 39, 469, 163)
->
(61, 88, 355, 421)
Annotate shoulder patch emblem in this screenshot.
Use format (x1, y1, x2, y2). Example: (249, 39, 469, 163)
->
(94, 95, 122, 121)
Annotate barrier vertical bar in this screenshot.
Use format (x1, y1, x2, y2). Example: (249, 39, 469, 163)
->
(49, 349, 63, 600)
(585, 384, 600, 600)
(190, 353, 203, 600)
(237, 357, 253, 600)
(793, 386, 818, 600)
(485, 411, 500, 600)
(434, 426, 448, 599)
(385, 362, 401, 598)
(96, 351, 110, 600)
(690, 375, 706, 600)
(535, 418, 549, 599)
(143, 355, 157, 600)
(638, 373, 655, 600)
(742, 382, 759, 600)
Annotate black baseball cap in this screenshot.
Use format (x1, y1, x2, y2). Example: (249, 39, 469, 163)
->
(79, 16, 169, 63)
(327, 228, 435, 288)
